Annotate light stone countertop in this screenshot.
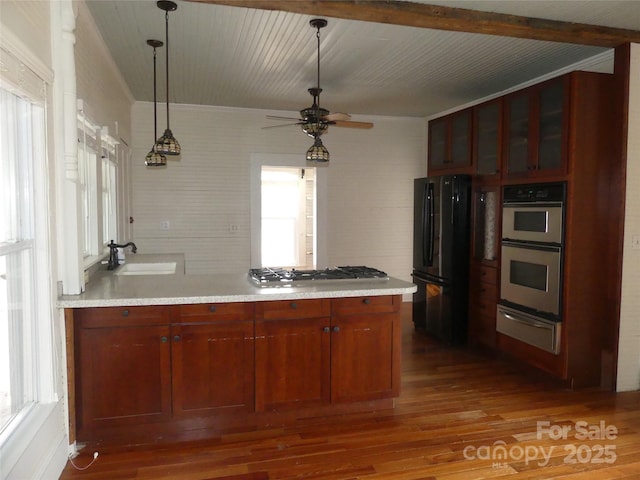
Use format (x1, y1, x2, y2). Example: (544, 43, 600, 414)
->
(58, 255, 417, 308)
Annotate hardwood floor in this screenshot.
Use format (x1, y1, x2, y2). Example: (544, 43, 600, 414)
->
(60, 303, 640, 479)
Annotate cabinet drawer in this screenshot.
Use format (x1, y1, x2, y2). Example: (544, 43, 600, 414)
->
(255, 299, 331, 320)
(75, 305, 171, 328)
(178, 302, 254, 322)
(471, 264, 498, 285)
(470, 283, 497, 318)
(332, 295, 399, 316)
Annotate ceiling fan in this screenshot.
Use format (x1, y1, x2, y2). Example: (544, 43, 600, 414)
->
(264, 18, 374, 137)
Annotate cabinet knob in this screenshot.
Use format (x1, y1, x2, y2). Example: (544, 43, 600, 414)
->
(362, 298, 371, 305)
(122, 309, 129, 317)
(160, 336, 168, 343)
(209, 305, 217, 313)
(290, 302, 297, 309)
(333, 326, 340, 333)
(173, 335, 181, 342)
(323, 326, 330, 333)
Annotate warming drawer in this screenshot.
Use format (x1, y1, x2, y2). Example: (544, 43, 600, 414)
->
(496, 305, 561, 354)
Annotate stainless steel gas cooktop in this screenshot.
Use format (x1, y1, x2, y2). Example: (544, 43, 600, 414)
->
(249, 266, 388, 285)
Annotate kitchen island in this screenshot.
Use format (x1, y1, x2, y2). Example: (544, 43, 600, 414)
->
(59, 257, 416, 446)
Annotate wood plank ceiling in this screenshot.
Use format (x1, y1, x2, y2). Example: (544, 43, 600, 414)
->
(86, 0, 640, 118)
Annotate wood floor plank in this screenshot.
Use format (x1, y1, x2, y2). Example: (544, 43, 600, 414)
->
(60, 304, 640, 479)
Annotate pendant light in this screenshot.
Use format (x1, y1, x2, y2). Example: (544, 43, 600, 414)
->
(306, 19, 330, 164)
(306, 134, 330, 163)
(144, 39, 167, 167)
(155, 0, 181, 156)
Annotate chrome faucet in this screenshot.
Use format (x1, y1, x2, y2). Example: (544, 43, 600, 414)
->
(107, 240, 137, 270)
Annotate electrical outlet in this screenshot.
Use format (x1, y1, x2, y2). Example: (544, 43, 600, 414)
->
(632, 235, 640, 250)
(229, 224, 239, 233)
(160, 220, 170, 231)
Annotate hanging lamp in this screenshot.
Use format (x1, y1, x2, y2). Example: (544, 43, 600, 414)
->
(306, 134, 330, 163)
(145, 39, 167, 167)
(306, 18, 330, 164)
(155, 0, 181, 156)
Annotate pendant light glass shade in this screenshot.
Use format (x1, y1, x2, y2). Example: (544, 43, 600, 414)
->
(155, 128, 180, 155)
(155, 1, 180, 156)
(145, 39, 166, 168)
(306, 135, 330, 163)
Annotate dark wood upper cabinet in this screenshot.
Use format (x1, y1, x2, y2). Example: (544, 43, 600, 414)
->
(473, 99, 502, 178)
(428, 109, 472, 174)
(503, 76, 568, 179)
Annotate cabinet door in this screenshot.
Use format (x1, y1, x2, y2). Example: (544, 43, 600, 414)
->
(171, 320, 254, 416)
(255, 317, 330, 411)
(504, 92, 530, 176)
(428, 118, 448, 169)
(474, 100, 501, 176)
(450, 110, 471, 167)
(535, 79, 566, 174)
(77, 324, 172, 430)
(330, 313, 398, 403)
(471, 185, 499, 265)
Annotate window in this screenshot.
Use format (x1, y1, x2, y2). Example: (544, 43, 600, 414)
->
(77, 113, 98, 257)
(0, 86, 45, 434)
(261, 166, 315, 268)
(101, 131, 118, 246)
(77, 111, 119, 261)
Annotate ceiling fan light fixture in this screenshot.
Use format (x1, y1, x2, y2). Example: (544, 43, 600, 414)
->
(306, 135, 330, 164)
(302, 121, 328, 137)
(155, 0, 180, 156)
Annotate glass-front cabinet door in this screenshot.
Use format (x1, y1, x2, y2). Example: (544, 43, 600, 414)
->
(428, 118, 447, 169)
(450, 110, 471, 167)
(504, 76, 568, 179)
(428, 110, 472, 173)
(536, 79, 565, 173)
(504, 93, 530, 176)
(474, 99, 501, 177)
(472, 185, 499, 266)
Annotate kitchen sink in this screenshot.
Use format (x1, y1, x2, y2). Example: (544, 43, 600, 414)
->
(115, 262, 177, 275)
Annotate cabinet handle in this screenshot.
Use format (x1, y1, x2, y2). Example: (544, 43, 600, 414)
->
(290, 302, 297, 309)
(323, 326, 330, 333)
(122, 309, 130, 317)
(333, 326, 340, 333)
(362, 298, 371, 305)
(209, 305, 216, 313)
(173, 335, 181, 342)
(160, 336, 168, 343)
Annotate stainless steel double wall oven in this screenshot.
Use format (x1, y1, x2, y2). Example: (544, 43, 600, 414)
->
(497, 183, 566, 354)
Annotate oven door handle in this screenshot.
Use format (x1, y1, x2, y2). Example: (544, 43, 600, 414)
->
(502, 312, 551, 329)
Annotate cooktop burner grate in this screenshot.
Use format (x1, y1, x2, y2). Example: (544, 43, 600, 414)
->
(249, 266, 388, 284)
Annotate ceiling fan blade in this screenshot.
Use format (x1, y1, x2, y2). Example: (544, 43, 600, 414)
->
(266, 115, 303, 122)
(323, 112, 351, 122)
(332, 120, 374, 129)
(261, 122, 303, 130)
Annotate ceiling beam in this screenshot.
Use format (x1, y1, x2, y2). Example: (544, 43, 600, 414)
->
(187, 0, 640, 48)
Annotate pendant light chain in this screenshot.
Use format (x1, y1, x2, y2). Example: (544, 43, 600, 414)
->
(145, 39, 166, 167)
(165, 9, 171, 130)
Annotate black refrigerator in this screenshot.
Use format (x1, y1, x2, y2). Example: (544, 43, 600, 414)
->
(412, 175, 471, 345)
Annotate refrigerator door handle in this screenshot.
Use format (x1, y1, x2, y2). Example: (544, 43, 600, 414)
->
(428, 183, 435, 266)
(422, 183, 429, 266)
